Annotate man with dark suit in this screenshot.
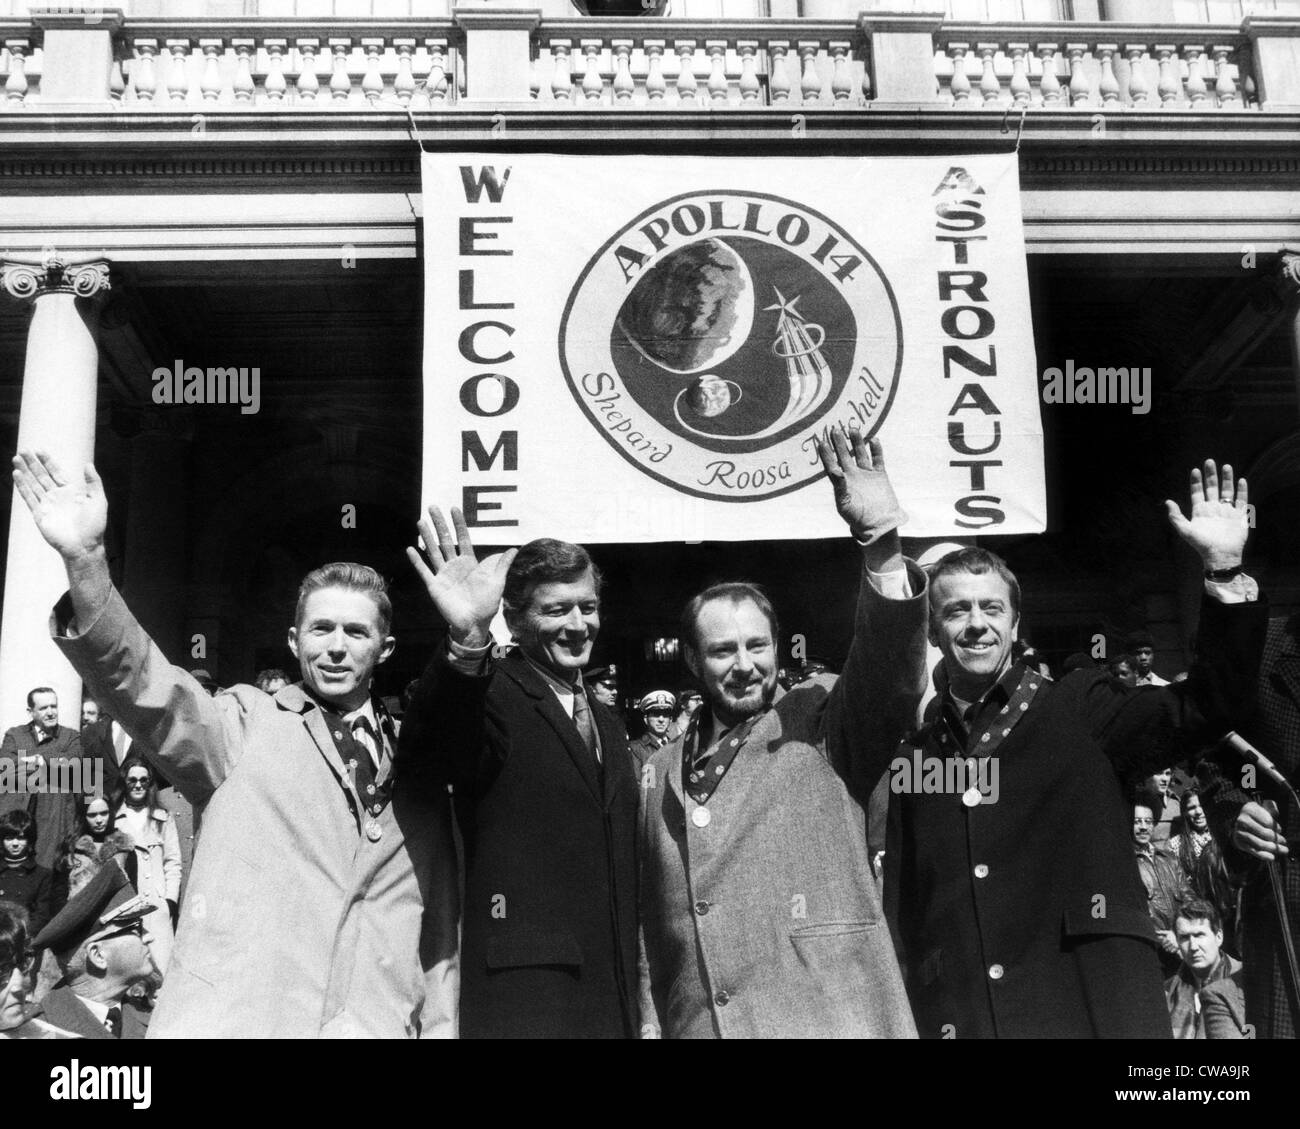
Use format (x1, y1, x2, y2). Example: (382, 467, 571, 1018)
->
(79, 715, 125, 803)
(887, 461, 1265, 1038)
(30, 862, 157, 1039)
(403, 510, 638, 1038)
(0, 688, 82, 871)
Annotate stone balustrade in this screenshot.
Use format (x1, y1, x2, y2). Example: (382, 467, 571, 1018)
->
(1, 11, 1298, 112)
(936, 22, 1255, 109)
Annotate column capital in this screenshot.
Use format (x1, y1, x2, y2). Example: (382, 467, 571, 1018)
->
(2, 256, 111, 301)
(1282, 251, 1300, 291)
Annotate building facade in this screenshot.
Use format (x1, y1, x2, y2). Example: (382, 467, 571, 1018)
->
(0, 0, 1298, 722)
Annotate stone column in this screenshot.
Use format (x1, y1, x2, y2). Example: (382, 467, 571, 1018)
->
(0, 256, 110, 725)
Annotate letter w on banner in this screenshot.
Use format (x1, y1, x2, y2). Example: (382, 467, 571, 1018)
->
(421, 154, 1044, 543)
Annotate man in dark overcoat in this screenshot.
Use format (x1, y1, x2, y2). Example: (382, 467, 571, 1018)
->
(886, 461, 1266, 1037)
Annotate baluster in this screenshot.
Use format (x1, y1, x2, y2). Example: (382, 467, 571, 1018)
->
(231, 39, 255, 104)
(675, 40, 698, 106)
(110, 57, 125, 103)
(737, 40, 760, 104)
(1211, 45, 1239, 107)
(1035, 43, 1059, 106)
(612, 40, 634, 105)
(264, 39, 288, 103)
(1183, 44, 1207, 107)
(829, 40, 852, 104)
(1155, 44, 1180, 107)
(3, 40, 26, 106)
(425, 39, 448, 104)
(861, 46, 871, 102)
(977, 43, 1001, 106)
(329, 38, 353, 104)
(948, 43, 971, 105)
(295, 39, 320, 103)
(199, 39, 224, 103)
(393, 39, 415, 105)
(1243, 71, 1256, 106)
(549, 40, 573, 103)
(1065, 43, 1089, 107)
(1097, 43, 1119, 106)
(706, 40, 728, 105)
(165, 39, 191, 104)
(798, 41, 822, 104)
(644, 40, 666, 103)
(1125, 44, 1149, 107)
(361, 38, 385, 103)
(1007, 42, 1030, 105)
(768, 40, 791, 104)
(133, 39, 159, 103)
(581, 40, 604, 104)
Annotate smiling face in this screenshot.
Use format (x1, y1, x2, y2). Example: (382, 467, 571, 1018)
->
(687, 597, 778, 729)
(288, 587, 395, 712)
(1184, 793, 1208, 833)
(1133, 804, 1155, 848)
(123, 766, 152, 809)
(507, 572, 600, 681)
(27, 692, 57, 733)
(929, 571, 1019, 702)
(1176, 915, 1223, 975)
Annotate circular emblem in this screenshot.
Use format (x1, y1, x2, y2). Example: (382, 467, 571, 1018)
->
(560, 190, 903, 502)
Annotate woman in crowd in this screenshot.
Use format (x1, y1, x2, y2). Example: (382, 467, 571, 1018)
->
(0, 810, 54, 936)
(1170, 786, 1239, 954)
(0, 902, 74, 1038)
(113, 757, 181, 975)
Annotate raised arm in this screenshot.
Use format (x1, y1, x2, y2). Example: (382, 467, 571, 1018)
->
(13, 450, 239, 803)
(814, 426, 928, 802)
(1094, 460, 1266, 783)
(398, 506, 517, 793)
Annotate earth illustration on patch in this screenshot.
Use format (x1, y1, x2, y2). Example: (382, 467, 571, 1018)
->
(611, 236, 856, 455)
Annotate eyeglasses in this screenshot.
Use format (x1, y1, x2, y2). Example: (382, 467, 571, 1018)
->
(125, 776, 151, 786)
(91, 920, 145, 945)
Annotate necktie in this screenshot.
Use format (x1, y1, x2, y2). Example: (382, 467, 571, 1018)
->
(571, 690, 601, 766)
(350, 716, 380, 771)
(105, 1006, 122, 1038)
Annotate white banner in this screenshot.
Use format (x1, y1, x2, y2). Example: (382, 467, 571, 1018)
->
(421, 153, 1045, 544)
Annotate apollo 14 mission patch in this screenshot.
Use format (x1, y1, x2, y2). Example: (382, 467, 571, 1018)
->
(560, 190, 902, 501)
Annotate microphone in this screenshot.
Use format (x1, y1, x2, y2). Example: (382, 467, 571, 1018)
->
(1224, 731, 1300, 806)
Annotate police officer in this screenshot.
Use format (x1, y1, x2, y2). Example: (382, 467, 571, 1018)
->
(630, 690, 676, 768)
(30, 863, 158, 1039)
(587, 665, 621, 710)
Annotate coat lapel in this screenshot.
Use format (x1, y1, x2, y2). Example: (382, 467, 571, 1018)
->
(499, 655, 603, 803)
(37, 988, 112, 1040)
(276, 685, 363, 823)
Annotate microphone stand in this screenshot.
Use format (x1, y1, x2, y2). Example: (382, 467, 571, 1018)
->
(1225, 732, 1300, 1031)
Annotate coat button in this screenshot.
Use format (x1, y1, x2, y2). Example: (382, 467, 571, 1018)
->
(714, 990, 729, 1006)
(988, 963, 1004, 980)
(973, 864, 989, 878)
(694, 900, 710, 916)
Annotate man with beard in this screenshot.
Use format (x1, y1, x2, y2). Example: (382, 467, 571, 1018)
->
(637, 425, 926, 1038)
(885, 461, 1264, 1038)
(403, 514, 637, 1038)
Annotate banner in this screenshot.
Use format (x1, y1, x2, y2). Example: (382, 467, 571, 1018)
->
(421, 153, 1045, 544)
